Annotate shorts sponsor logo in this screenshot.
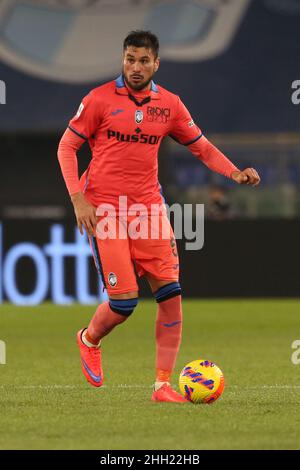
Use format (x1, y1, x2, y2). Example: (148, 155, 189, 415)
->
(108, 272, 117, 287)
(135, 109, 143, 124)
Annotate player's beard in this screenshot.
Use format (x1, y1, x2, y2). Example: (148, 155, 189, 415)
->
(123, 70, 154, 91)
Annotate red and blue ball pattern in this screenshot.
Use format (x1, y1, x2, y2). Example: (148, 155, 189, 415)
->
(179, 359, 225, 404)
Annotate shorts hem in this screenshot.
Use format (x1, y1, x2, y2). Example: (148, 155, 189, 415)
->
(141, 275, 179, 282)
(106, 287, 139, 295)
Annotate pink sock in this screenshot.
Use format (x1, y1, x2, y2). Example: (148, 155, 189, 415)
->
(155, 295, 182, 372)
(87, 301, 128, 344)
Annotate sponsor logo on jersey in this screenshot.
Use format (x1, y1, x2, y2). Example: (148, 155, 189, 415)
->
(108, 272, 117, 287)
(111, 109, 124, 116)
(135, 109, 143, 124)
(146, 106, 171, 123)
(107, 129, 161, 145)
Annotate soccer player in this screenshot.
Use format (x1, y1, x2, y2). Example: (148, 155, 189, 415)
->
(57, 30, 260, 403)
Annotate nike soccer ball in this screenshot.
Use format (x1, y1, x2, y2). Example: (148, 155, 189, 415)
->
(179, 359, 225, 404)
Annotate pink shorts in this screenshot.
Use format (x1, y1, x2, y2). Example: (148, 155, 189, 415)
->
(89, 212, 179, 295)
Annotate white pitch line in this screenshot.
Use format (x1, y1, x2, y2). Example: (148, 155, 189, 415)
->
(0, 384, 300, 390)
(0, 384, 151, 389)
(230, 385, 300, 390)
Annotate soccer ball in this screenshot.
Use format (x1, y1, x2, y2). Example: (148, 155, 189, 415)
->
(179, 359, 225, 404)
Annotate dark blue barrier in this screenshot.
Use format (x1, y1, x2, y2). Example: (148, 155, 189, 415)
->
(177, 220, 300, 297)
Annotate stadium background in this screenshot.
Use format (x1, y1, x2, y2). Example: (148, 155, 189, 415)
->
(0, 0, 300, 452)
(1, 0, 300, 304)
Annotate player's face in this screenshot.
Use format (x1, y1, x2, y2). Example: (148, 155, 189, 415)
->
(123, 46, 160, 91)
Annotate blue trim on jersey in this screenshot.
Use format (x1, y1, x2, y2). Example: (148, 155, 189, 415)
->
(68, 125, 87, 141)
(116, 74, 125, 88)
(151, 81, 159, 93)
(115, 74, 158, 93)
(169, 133, 181, 144)
(183, 132, 203, 146)
(169, 132, 203, 147)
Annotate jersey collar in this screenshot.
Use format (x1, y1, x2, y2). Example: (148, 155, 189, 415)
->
(115, 74, 161, 101)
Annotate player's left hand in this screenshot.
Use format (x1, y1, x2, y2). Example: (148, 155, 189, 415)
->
(231, 168, 260, 186)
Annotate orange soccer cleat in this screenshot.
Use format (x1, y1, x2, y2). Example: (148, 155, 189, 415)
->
(152, 383, 189, 403)
(76, 328, 103, 387)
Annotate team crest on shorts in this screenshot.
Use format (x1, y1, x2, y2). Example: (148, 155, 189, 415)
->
(108, 272, 117, 287)
(135, 110, 143, 124)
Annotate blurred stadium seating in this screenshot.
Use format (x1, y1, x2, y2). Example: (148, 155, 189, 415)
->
(0, 0, 299, 302)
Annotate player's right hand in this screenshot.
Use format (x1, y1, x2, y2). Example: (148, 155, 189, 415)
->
(71, 192, 97, 236)
(231, 168, 260, 186)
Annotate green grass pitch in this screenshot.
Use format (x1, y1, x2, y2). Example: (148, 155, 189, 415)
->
(0, 299, 300, 450)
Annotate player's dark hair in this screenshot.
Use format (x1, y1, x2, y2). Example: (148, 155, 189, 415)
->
(123, 30, 159, 58)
